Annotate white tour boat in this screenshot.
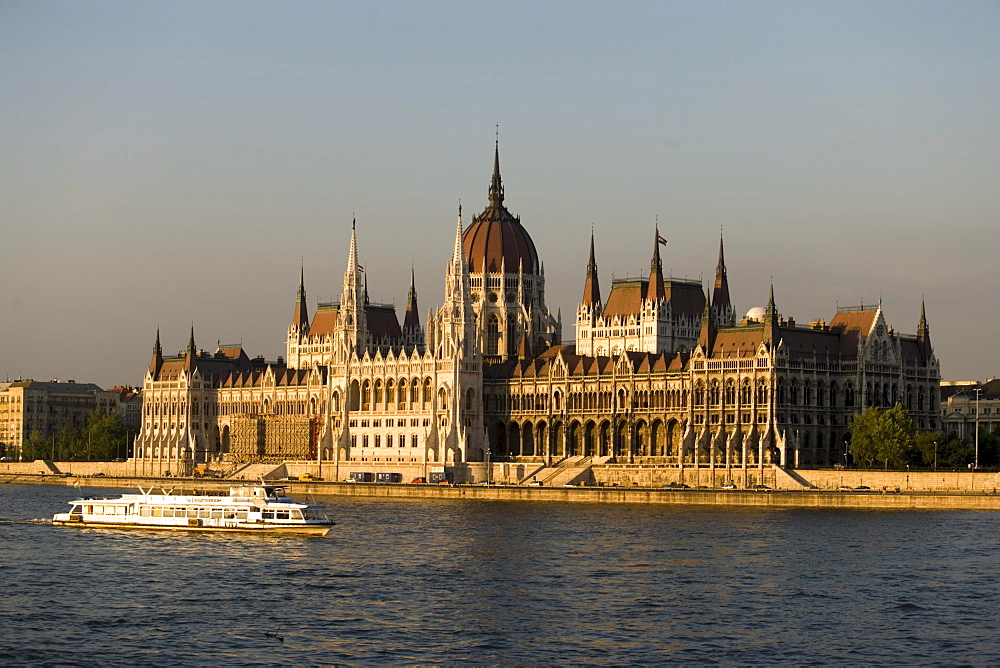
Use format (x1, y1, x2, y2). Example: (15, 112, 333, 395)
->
(52, 484, 334, 536)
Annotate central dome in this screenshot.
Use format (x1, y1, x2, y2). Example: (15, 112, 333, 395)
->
(462, 144, 539, 275)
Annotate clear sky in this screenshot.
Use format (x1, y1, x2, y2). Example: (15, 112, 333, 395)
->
(2, 0, 998, 388)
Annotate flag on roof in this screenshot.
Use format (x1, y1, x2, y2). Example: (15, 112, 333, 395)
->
(357, 264, 365, 272)
(657, 234, 668, 246)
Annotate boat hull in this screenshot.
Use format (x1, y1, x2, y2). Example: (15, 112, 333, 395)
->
(52, 518, 333, 536)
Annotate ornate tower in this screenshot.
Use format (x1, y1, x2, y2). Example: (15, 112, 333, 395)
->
(461, 138, 560, 359)
(333, 220, 368, 361)
(712, 233, 736, 327)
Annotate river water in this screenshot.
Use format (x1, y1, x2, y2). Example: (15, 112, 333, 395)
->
(1, 483, 998, 665)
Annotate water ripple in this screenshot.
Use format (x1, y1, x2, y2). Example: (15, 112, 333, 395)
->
(1, 485, 999, 664)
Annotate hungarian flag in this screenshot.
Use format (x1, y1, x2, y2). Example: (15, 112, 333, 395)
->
(657, 233, 668, 246)
(72, 479, 80, 489)
(357, 264, 365, 272)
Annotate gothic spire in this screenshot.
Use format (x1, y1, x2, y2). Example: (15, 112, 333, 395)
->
(185, 324, 197, 372)
(918, 298, 929, 339)
(712, 231, 734, 326)
(698, 288, 716, 353)
(403, 265, 420, 333)
(648, 225, 666, 302)
(292, 264, 310, 331)
(764, 282, 780, 345)
(149, 328, 163, 377)
(582, 228, 602, 306)
(488, 132, 504, 207)
(917, 298, 932, 360)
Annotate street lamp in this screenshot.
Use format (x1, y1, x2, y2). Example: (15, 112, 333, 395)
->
(974, 387, 982, 470)
(933, 440, 937, 471)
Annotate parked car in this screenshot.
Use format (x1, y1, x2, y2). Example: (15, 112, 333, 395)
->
(837, 485, 854, 491)
(410, 477, 426, 484)
(752, 484, 771, 492)
(663, 482, 690, 489)
(528, 480, 543, 486)
(721, 483, 737, 490)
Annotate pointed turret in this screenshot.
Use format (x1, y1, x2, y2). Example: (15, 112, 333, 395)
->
(337, 218, 367, 356)
(403, 265, 421, 333)
(648, 226, 666, 302)
(582, 230, 602, 306)
(764, 283, 780, 345)
(185, 324, 198, 372)
(917, 298, 932, 360)
(712, 232, 735, 326)
(698, 289, 717, 353)
(291, 265, 310, 332)
(149, 328, 163, 377)
(488, 134, 504, 207)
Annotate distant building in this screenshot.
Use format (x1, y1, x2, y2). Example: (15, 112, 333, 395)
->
(0, 379, 117, 460)
(940, 379, 1000, 442)
(134, 140, 941, 478)
(109, 385, 144, 434)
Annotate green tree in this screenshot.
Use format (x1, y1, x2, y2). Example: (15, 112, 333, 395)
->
(20, 430, 49, 461)
(849, 404, 916, 469)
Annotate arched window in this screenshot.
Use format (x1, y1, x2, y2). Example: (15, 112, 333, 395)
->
(374, 380, 383, 407)
(487, 315, 501, 356)
(423, 378, 432, 405)
(362, 381, 372, 410)
(725, 380, 736, 405)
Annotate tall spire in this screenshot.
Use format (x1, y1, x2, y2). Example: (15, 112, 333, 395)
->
(698, 288, 716, 353)
(764, 282, 780, 345)
(185, 324, 197, 372)
(338, 217, 367, 356)
(451, 202, 466, 270)
(488, 129, 504, 207)
(291, 264, 310, 331)
(648, 225, 666, 302)
(582, 228, 602, 306)
(403, 264, 421, 334)
(917, 298, 932, 360)
(149, 328, 163, 377)
(918, 298, 929, 339)
(712, 231, 734, 327)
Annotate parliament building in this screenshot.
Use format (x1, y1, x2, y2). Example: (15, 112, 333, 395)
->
(135, 143, 941, 483)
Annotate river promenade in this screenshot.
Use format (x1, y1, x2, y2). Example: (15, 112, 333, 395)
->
(5, 471, 1000, 511)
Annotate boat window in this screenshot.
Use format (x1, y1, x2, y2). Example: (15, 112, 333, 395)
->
(84, 505, 93, 514)
(276, 510, 290, 520)
(187, 509, 198, 518)
(262, 510, 274, 519)
(114, 506, 126, 515)
(70, 505, 82, 514)
(152, 507, 163, 517)
(198, 509, 210, 519)
(289, 510, 303, 520)
(304, 508, 328, 521)
(140, 507, 150, 517)
(94, 506, 105, 515)
(211, 509, 223, 519)
(236, 511, 248, 520)
(164, 508, 175, 518)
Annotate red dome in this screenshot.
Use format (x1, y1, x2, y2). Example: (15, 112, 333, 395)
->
(461, 143, 539, 275)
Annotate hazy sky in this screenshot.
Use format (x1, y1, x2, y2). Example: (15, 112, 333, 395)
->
(2, 0, 998, 388)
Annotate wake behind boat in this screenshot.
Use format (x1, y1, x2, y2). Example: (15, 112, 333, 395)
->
(52, 484, 333, 536)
